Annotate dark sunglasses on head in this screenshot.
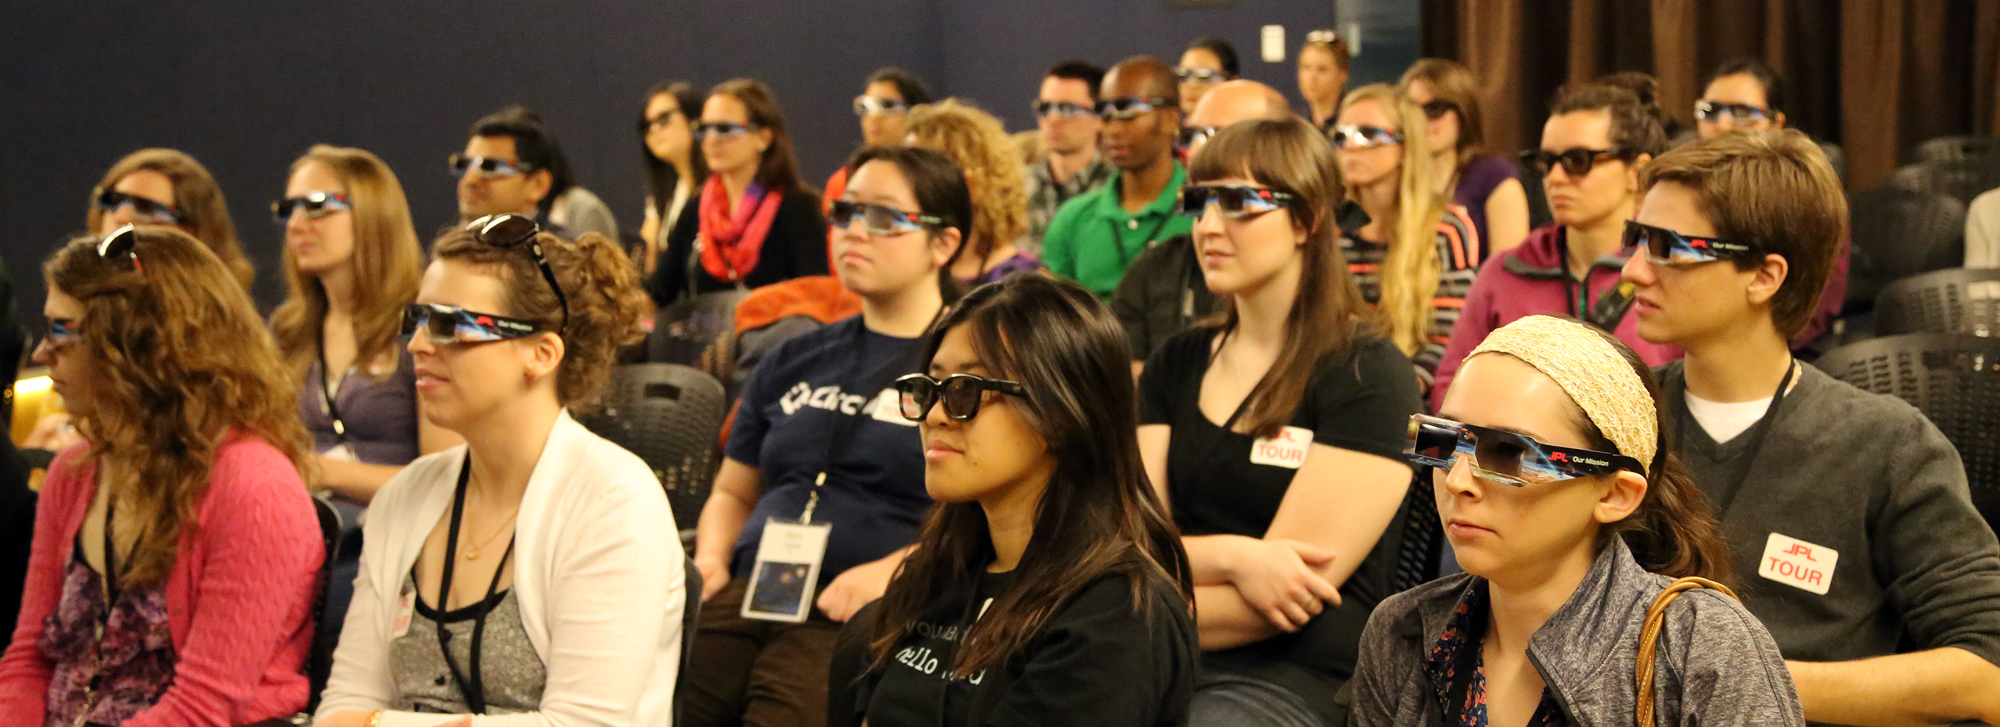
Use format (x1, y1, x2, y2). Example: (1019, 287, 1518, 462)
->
(270, 191, 353, 222)
(1096, 97, 1173, 121)
(1693, 100, 1772, 124)
(98, 223, 141, 271)
(1622, 220, 1760, 267)
(402, 302, 544, 344)
(1179, 184, 1298, 219)
(95, 189, 182, 225)
(1519, 147, 1628, 179)
(1178, 125, 1219, 150)
(1419, 99, 1459, 121)
(693, 121, 762, 142)
(466, 214, 570, 332)
(44, 318, 78, 346)
(895, 373, 1028, 422)
(1032, 100, 1094, 121)
(1407, 414, 1645, 487)
(1329, 124, 1404, 149)
(853, 96, 910, 117)
(829, 200, 945, 237)
(448, 154, 537, 179)
(1175, 68, 1226, 83)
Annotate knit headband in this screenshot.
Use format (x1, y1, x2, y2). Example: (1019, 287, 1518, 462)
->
(1466, 315, 1657, 471)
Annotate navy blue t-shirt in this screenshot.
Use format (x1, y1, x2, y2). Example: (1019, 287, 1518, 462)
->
(725, 315, 933, 587)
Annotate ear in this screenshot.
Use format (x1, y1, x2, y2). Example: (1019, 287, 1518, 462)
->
(1624, 153, 1653, 195)
(929, 227, 964, 269)
(1745, 252, 1790, 307)
(755, 127, 775, 153)
(1772, 111, 1788, 129)
(524, 170, 554, 205)
(521, 331, 566, 387)
(1593, 470, 1648, 525)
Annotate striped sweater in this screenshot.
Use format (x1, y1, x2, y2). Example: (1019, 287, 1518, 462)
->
(1340, 204, 1482, 398)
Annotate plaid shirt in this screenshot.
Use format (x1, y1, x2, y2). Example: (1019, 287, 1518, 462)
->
(1023, 154, 1114, 258)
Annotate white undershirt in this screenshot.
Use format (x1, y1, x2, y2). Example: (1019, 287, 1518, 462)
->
(1684, 392, 1772, 444)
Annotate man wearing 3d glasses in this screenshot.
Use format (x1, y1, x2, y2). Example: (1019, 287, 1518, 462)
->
(1024, 60, 1114, 256)
(1626, 129, 2000, 726)
(1041, 55, 1193, 300)
(451, 105, 599, 240)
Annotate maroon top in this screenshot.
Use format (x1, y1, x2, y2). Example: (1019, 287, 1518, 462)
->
(39, 546, 175, 727)
(1452, 155, 1520, 252)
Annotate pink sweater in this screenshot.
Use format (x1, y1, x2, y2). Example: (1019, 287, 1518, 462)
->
(0, 435, 322, 726)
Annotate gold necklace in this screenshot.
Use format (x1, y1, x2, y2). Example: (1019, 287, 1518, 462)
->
(461, 509, 520, 561)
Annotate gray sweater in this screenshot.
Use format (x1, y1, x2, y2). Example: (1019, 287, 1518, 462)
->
(1661, 362, 2000, 677)
(1349, 537, 1803, 726)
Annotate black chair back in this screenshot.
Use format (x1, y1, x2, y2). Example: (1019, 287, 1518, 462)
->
(650, 289, 750, 367)
(1816, 334, 2000, 528)
(1907, 135, 2000, 166)
(1846, 186, 1967, 309)
(575, 364, 729, 536)
(1876, 268, 2000, 337)
(305, 497, 342, 712)
(1886, 160, 2000, 206)
(1390, 470, 1441, 593)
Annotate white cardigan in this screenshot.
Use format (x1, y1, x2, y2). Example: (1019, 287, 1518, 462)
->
(316, 412, 686, 727)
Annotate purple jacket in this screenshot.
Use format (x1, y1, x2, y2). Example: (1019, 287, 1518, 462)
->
(1431, 224, 1682, 410)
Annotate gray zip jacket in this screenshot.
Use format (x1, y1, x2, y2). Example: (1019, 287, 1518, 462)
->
(1348, 537, 1803, 727)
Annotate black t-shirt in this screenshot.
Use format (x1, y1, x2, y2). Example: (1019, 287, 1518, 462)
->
(1137, 327, 1419, 724)
(831, 568, 1197, 727)
(725, 316, 932, 587)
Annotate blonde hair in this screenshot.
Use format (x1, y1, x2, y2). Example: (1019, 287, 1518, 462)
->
(270, 145, 425, 381)
(87, 149, 255, 291)
(1340, 84, 1449, 358)
(904, 99, 1029, 260)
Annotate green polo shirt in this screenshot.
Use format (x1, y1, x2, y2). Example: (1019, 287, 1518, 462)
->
(1042, 163, 1194, 299)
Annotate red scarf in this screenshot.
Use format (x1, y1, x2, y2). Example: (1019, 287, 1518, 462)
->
(698, 176, 784, 283)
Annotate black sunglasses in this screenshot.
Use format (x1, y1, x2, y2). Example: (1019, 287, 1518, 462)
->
(466, 214, 569, 332)
(828, 200, 946, 236)
(693, 122, 763, 141)
(1031, 100, 1094, 120)
(894, 373, 1028, 422)
(1178, 125, 1219, 150)
(1692, 100, 1773, 124)
(1179, 184, 1298, 219)
(1407, 414, 1645, 486)
(1520, 147, 1629, 179)
(1622, 220, 1760, 267)
(402, 302, 546, 344)
(95, 189, 182, 225)
(1096, 97, 1173, 121)
(448, 154, 538, 179)
(1419, 99, 1459, 121)
(98, 223, 142, 271)
(271, 191, 353, 222)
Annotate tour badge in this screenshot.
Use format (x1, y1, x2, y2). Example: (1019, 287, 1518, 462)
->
(1758, 532, 1838, 595)
(1249, 426, 1313, 469)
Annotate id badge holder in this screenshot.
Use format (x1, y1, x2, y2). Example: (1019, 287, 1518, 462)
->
(741, 518, 831, 623)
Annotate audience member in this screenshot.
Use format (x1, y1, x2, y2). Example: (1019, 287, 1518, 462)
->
(1432, 82, 1675, 410)
(1112, 79, 1289, 369)
(1626, 129, 2000, 727)
(1599, 71, 1693, 143)
(87, 148, 256, 290)
(1297, 30, 1351, 132)
(315, 215, 682, 725)
(684, 146, 965, 727)
(454, 106, 603, 239)
(1693, 58, 1848, 351)
(647, 79, 829, 306)
(1139, 118, 1422, 727)
(637, 81, 711, 274)
(829, 273, 1199, 727)
(905, 99, 1041, 286)
(1178, 37, 1240, 114)
(1970, 187, 2000, 268)
(1044, 56, 1192, 299)
(823, 68, 936, 239)
(0, 225, 323, 725)
(1333, 84, 1482, 397)
(1400, 59, 1530, 253)
(1350, 315, 1803, 726)
(1025, 60, 1113, 256)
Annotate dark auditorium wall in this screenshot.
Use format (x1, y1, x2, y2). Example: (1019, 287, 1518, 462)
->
(0, 1, 1415, 332)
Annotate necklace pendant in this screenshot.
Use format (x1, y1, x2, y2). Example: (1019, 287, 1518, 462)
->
(463, 547, 479, 561)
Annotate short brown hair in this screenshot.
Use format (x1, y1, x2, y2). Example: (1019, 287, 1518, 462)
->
(1549, 82, 1667, 158)
(710, 79, 812, 196)
(88, 149, 255, 291)
(1399, 58, 1485, 165)
(1302, 30, 1351, 73)
(1639, 129, 1845, 336)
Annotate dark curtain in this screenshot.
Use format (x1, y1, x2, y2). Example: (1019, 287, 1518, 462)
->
(1421, 0, 2000, 189)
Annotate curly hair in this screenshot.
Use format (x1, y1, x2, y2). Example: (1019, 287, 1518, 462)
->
(45, 226, 314, 587)
(87, 149, 255, 291)
(904, 99, 1030, 261)
(270, 145, 425, 381)
(429, 228, 649, 411)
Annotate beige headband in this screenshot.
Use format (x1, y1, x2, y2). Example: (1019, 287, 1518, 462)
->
(1466, 315, 1657, 470)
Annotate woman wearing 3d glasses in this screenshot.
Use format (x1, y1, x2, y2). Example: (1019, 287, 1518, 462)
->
(85, 149, 257, 291)
(1331, 83, 1482, 398)
(828, 273, 1198, 727)
(646, 78, 830, 306)
(1349, 314, 1802, 726)
(821, 69, 934, 233)
(314, 216, 685, 726)
(1431, 81, 1676, 411)
(683, 145, 966, 727)
(1139, 117, 1421, 727)
(1399, 59, 1531, 254)
(0, 226, 323, 725)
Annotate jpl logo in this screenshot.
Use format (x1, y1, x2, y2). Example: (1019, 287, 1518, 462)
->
(1548, 451, 1569, 463)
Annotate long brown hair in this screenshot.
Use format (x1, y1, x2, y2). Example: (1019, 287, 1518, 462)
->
(1189, 117, 1381, 438)
(866, 274, 1191, 676)
(905, 99, 1029, 262)
(710, 79, 814, 197)
(1398, 58, 1488, 173)
(1340, 84, 1450, 361)
(269, 145, 425, 381)
(87, 149, 255, 291)
(46, 226, 314, 587)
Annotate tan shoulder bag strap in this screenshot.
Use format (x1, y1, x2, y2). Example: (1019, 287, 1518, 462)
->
(1635, 576, 1739, 726)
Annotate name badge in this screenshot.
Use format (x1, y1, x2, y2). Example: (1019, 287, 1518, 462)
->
(1759, 532, 1838, 595)
(741, 519, 833, 623)
(1249, 426, 1313, 469)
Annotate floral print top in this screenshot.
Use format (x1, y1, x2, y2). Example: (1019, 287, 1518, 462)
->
(38, 537, 176, 727)
(1420, 581, 1571, 727)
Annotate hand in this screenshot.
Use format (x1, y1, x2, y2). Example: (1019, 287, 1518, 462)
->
(23, 413, 82, 451)
(695, 558, 730, 603)
(1228, 538, 1343, 632)
(817, 552, 904, 622)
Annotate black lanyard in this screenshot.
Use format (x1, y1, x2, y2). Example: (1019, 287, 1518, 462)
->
(804, 312, 939, 523)
(1671, 361, 1797, 514)
(435, 453, 517, 714)
(318, 346, 347, 443)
